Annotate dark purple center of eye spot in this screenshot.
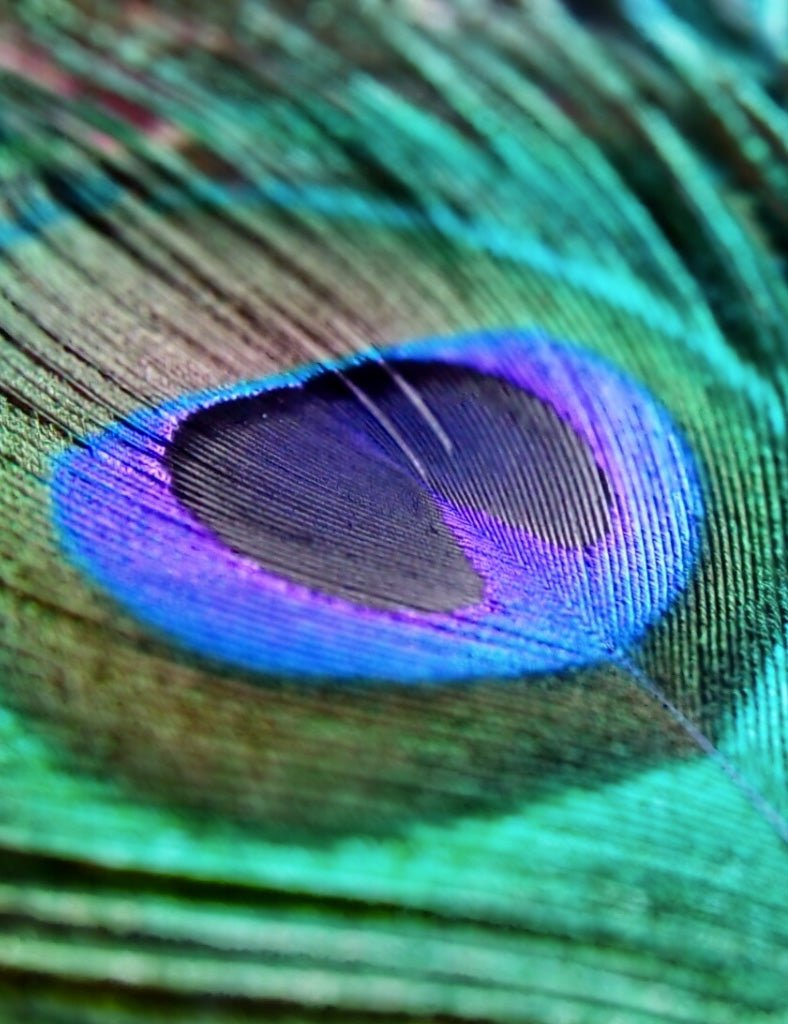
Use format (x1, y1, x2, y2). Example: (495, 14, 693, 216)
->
(167, 359, 612, 613)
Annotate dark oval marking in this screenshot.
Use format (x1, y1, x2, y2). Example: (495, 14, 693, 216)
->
(167, 359, 611, 612)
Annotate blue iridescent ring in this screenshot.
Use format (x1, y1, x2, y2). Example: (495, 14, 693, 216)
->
(52, 329, 703, 682)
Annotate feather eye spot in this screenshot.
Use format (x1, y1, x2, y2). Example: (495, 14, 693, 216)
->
(52, 330, 703, 683)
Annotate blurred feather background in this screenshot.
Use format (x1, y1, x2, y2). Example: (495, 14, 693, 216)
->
(1, 0, 787, 1021)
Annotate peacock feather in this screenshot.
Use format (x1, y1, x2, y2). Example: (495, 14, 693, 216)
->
(1, 1, 787, 1020)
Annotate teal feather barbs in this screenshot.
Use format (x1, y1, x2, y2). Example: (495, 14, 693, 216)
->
(1, 1, 788, 1021)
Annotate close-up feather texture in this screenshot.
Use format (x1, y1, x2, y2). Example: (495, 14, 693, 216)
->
(1, 0, 787, 1021)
